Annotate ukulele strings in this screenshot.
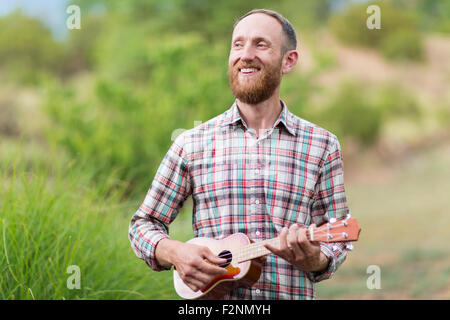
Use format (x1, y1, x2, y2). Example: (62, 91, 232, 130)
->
(232, 231, 351, 263)
(218, 222, 355, 263)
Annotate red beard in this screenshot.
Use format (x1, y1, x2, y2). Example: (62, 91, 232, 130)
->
(228, 58, 282, 105)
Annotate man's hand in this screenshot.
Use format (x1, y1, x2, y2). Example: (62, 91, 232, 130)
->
(264, 224, 329, 272)
(156, 239, 228, 292)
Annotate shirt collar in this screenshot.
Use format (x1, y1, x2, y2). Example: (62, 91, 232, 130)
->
(221, 100, 296, 136)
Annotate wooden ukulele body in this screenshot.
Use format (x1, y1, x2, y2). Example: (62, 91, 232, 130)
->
(173, 233, 263, 300)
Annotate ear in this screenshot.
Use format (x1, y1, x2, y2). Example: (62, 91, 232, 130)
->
(281, 50, 299, 75)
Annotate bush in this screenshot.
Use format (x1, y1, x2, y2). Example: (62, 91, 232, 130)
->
(0, 12, 64, 83)
(374, 84, 422, 121)
(329, 1, 424, 61)
(380, 30, 424, 61)
(307, 82, 383, 146)
(415, 0, 450, 34)
(59, 14, 106, 77)
(304, 80, 426, 148)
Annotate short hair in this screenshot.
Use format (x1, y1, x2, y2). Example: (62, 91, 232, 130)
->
(233, 9, 297, 54)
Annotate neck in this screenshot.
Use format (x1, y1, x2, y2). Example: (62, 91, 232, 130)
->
(234, 237, 280, 263)
(236, 91, 282, 138)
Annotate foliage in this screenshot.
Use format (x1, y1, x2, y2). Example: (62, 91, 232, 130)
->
(373, 84, 422, 121)
(413, 0, 450, 34)
(44, 33, 234, 198)
(0, 11, 63, 83)
(309, 82, 383, 146)
(76, 0, 334, 39)
(304, 80, 424, 147)
(0, 10, 105, 82)
(329, 1, 424, 61)
(60, 14, 106, 76)
(380, 29, 424, 61)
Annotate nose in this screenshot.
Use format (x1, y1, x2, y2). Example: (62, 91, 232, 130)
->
(240, 43, 256, 62)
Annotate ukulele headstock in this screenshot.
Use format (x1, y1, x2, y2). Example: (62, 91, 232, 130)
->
(309, 216, 361, 242)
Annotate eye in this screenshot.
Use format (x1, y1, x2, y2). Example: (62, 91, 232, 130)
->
(233, 42, 243, 48)
(257, 42, 267, 48)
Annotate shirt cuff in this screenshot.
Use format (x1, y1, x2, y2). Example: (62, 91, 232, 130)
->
(305, 242, 337, 283)
(143, 232, 172, 272)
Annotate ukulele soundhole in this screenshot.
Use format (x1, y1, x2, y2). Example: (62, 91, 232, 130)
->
(218, 250, 232, 268)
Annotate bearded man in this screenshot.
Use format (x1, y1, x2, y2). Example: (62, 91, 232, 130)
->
(129, 9, 352, 300)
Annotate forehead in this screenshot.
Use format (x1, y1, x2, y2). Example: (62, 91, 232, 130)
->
(232, 13, 283, 43)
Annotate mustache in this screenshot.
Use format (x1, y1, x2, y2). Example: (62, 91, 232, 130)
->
(234, 62, 263, 70)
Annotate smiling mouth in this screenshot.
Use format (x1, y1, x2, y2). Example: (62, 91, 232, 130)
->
(238, 67, 261, 75)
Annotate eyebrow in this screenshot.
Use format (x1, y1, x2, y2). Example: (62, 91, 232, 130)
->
(232, 36, 272, 44)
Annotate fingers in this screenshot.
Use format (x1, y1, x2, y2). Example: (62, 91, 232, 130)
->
(265, 227, 294, 262)
(296, 225, 320, 258)
(264, 242, 281, 256)
(174, 244, 228, 292)
(183, 274, 206, 292)
(264, 228, 285, 256)
(179, 260, 227, 292)
(265, 224, 319, 264)
(286, 224, 305, 261)
(200, 248, 228, 275)
(179, 262, 218, 292)
(204, 248, 228, 266)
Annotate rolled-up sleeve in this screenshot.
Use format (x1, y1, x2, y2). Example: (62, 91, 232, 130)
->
(307, 135, 351, 282)
(128, 133, 192, 271)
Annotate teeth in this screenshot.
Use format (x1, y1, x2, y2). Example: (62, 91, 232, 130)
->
(240, 68, 257, 73)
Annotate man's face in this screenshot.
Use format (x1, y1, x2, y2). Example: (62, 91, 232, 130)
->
(228, 13, 284, 105)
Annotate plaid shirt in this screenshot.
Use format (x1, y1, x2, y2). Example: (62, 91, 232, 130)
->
(129, 100, 351, 300)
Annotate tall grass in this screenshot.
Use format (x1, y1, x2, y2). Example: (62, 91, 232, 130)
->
(0, 140, 187, 299)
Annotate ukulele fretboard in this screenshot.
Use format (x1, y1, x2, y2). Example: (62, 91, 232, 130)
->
(234, 237, 280, 263)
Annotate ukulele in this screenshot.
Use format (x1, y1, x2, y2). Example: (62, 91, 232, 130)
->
(173, 217, 361, 299)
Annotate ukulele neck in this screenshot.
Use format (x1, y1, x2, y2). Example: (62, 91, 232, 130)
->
(232, 218, 360, 263)
(234, 237, 281, 263)
(233, 226, 317, 263)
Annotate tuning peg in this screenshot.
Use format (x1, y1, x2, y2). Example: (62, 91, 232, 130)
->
(345, 243, 354, 251)
(346, 213, 352, 219)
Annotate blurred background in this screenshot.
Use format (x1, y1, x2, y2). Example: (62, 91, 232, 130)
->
(0, 0, 449, 299)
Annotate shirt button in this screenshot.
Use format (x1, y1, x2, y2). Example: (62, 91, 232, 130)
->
(255, 199, 260, 205)
(254, 169, 259, 175)
(255, 230, 261, 236)
(255, 289, 261, 295)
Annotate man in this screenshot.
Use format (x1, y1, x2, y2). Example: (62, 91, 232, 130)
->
(129, 9, 351, 300)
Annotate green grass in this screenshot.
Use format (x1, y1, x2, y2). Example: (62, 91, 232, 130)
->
(0, 139, 190, 299)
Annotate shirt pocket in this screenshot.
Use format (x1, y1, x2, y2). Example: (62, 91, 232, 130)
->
(268, 172, 316, 231)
